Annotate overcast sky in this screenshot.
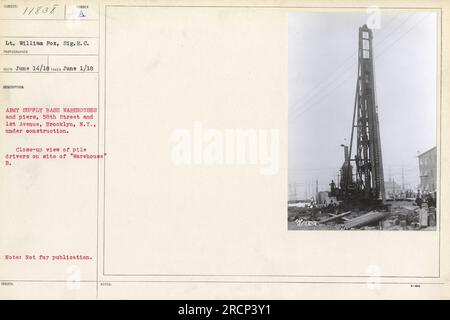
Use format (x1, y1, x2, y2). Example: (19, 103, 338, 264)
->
(288, 11, 437, 199)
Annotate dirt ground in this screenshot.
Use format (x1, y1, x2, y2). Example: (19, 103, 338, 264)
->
(287, 200, 437, 231)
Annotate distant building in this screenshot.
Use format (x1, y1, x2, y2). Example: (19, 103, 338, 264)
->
(316, 191, 337, 205)
(418, 147, 437, 192)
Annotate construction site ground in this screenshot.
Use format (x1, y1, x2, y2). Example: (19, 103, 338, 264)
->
(288, 200, 437, 231)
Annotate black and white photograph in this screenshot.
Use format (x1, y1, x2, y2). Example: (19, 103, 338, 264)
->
(288, 11, 438, 230)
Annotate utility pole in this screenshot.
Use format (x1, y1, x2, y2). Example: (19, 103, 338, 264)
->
(402, 167, 405, 191)
(304, 182, 307, 201)
(315, 179, 318, 202)
(393, 177, 395, 195)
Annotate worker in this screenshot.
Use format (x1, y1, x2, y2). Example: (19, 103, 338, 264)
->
(329, 180, 336, 195)
(426, 193, 435, 208)
(416, 195, 423, 208)
(328, 200, 333, 209)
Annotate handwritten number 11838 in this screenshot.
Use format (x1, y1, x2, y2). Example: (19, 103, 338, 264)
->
(23, 5, 59, 16)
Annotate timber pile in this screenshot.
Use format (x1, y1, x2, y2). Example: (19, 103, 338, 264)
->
(319, 211, 352, 224)
(344, 211, 390, 229)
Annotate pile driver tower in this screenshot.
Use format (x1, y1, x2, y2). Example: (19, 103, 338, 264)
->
(333, 24, 386, 205)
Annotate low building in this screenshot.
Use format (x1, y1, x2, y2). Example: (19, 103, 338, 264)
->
(418, 147, 437, 192)
(316, 191, 337, 205)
